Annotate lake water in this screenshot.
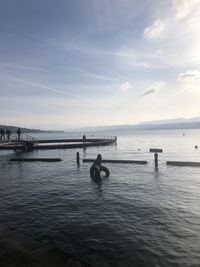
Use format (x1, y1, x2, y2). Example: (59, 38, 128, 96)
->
(0, 129, 200, 267)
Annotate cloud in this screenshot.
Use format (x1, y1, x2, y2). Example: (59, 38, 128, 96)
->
(142, 82, 165, 96)
(172, 0, 196, 19)
(119, 82, 133, 93)
(177, 70, 200, 82)
(142, 88, 156, 96)
(143, 19, 166, 39)
(0, 73, 91, 100)
(137, 0, 200, 68)
(144, 0, 199, 39)
(0, 63, 43, 71)
(71, 67, 119, 82)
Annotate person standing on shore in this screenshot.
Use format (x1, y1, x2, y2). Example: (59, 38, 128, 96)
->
(83, 134, 86, 144)
(6, 129, 11, 141)
(0, 128, 5, 141)
(16, 128, 21, 141)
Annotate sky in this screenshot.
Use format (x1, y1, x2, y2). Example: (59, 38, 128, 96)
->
(0, 0, 200, 130)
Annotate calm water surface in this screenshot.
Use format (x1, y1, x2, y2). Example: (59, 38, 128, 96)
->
(0, 129, 200, 267)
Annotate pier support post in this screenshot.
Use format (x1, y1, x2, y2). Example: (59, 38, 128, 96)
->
(76, 152, 80, 165)
(150, 148, 163, 170)
(154, 152, 158, 168)
(24, 142, 34, 152)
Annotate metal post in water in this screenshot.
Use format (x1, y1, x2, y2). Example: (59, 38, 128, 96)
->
(149, 148, 163, 170)
(154, 152, 158, 168)
(76, 152, 80, 165)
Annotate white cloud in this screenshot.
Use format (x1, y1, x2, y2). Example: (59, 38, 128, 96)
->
(142, 82, 165, 96)
(0, 63, 43, 72)
(119, 82, 133, 93)
(0, 73, 91, 100)
(135, 0, 200, 68)
(177, 70, 200, 82)
(71, 67, 119, 82)
(172, 0, 198, 19)
(143, 19, 167, 39)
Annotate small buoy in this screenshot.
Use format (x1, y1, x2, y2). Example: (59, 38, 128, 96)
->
(195, 145, 198, 149)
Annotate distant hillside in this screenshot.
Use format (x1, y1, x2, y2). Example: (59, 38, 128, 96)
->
(0, 125, 64, 133)
(140, 117, 200, 125)
(130, 122, 200, 131)
(78, 117, 200, 132)
(86, 122, 200, 132)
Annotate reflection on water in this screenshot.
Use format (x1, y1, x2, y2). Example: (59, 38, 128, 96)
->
(0, 129, 200, 267)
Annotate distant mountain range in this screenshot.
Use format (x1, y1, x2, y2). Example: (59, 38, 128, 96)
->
(79, 117, 200, 132)
(139, 117, 200, 125)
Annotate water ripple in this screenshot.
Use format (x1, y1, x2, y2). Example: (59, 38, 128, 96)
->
(1, 130, 200, 266)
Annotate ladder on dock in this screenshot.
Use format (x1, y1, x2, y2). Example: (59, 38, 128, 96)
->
(13, 134, 37, 152)
(0, 134, 37, 152)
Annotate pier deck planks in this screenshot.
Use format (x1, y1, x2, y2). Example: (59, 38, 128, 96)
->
(0, 138, 116, 150)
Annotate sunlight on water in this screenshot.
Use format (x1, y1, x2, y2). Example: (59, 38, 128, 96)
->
(0, 129, 200, 267)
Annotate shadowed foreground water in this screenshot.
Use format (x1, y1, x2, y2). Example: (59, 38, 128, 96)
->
(0, 130, 200, 267)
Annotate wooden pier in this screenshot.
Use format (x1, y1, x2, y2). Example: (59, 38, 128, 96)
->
(0, 136, 117, 151)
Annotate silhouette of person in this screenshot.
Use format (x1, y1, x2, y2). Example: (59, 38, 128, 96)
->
(16, 128, 21, 141)
(0, 128, 5, 140)
(6, 129, 11, 141)
(83, 134, 86, 144)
